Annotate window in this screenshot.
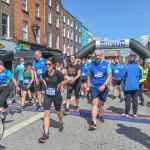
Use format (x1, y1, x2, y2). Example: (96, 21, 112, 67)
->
(47, 32, 52, 47)
(67, 19, 69, 25)
(67, 30, 69, 39)
(79, 36, 81, 44)
(22, 21, 28, 41)
(56, 35, 59, 49)
(48, 0, 51, 6)
(71, 31, 73, 40)
(71, 20, 73, 27)
(63, 15, 66, 23)
(36, 4, 40, 18)
(36, 28, 40, 44)
(79, 27, 81, 32)
(76, 35, 78, 42)
(63, 44, 66, 52)
(2, 13, 9, 38)
(76, 48, 78, 52)
(76, 25, 78, 30)
(56, 4, 59, 12)
(63, 27, 65, 37)
(56, 17, 59, 28)
(2, 0, 9, 3)
(48, 11, 52, 24)
(22, 0, 27, 11)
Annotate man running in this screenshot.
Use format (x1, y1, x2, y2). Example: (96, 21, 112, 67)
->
(63, 55, 81, 115)
(86, 49, 112, 130)
(33, 50, 46, 109)
(112, 58, 123, 99)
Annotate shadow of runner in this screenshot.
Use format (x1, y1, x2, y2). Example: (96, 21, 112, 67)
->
(0, 145, 5, 149)
(107, 106, 124, 114)
(116, 124, 150, 149)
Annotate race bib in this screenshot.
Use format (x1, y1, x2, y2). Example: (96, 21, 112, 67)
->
(94, 72, 103, 78)
(46, 88, 56, 96)
(24, 79, 30, 84)
(69, 76, 74, 80)
(114, 69, 119, 73)
(81, 72, 86, 76)
(37, 69, 42, 74)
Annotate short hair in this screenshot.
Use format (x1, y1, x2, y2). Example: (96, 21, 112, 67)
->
(47, 56, 56, 66)
(35, 50, 42, 55)
(94, 49, 102, 54)
(70, 55, 76, 59)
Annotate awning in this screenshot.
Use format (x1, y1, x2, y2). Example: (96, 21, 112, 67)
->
(0, 50, 14, 61)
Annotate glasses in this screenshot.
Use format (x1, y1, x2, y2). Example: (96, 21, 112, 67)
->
(46, 63, 52, 66)
(95, 55, 101, 57)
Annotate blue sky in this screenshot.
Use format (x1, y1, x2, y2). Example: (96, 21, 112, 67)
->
(62, 0, 150, 42)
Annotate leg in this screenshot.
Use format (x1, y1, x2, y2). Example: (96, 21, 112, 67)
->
(21, 90, 27, 106)
(65, 85, 73, 110)
(98, 100, 104, 115)
(91, 98, 99, 122)
(74, 83, 81, 110)
(44, 110, 50, 134)
(132, 90, 139, 115)
(139, 84, 144, 105)
(124, 91, 132, 114)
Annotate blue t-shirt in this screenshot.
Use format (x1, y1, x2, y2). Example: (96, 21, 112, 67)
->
(121, 63, 142, 91)
(112, 64, 123, 80)
(89, 60, 112, 88)
(33, 58, 46, 80)
(0, 69, 13, 86)
(80, 64, 89, 79)
(15, 64, 25, 81)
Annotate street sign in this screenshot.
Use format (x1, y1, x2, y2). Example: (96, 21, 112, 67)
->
(15, 45, 22, 51)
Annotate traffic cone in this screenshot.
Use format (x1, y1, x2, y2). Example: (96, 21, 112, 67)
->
(143, 80, 148, 92)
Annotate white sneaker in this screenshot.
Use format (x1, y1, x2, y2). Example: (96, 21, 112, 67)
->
(132, 114, 137, 117)
(121, 113, 129, 117)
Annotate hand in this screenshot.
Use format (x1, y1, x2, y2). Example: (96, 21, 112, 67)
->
(85, 86, 90, 92)
(70, 79, 75, 84)
(98, 85, 106, 92)
(16, 86, 20, 92)
(57, 83, 62, 91)
(27, 84, 31, 89)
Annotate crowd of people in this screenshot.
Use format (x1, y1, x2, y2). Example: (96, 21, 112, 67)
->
(0, 49, 150, 143)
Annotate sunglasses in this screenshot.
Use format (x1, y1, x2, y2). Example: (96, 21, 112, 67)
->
(46, 63, 52, 66)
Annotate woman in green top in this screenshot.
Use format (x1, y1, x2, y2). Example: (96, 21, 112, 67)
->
(18, 62, 34, 111)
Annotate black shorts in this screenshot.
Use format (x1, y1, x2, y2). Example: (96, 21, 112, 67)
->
(80, 78, 88, 84)
(22, 83, 35, 93)
(112, 79, 122, 86)
(36, 80, 45, 92)
(67, 82, 81, 99)
(43, 94, 62, 111)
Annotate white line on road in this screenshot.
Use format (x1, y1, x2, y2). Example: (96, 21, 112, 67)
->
(2, 96, 75, 139)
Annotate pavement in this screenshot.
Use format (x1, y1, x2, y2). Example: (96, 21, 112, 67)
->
(0, 91, 150, 150)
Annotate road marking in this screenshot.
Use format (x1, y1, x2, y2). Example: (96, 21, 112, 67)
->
(2, 96, 75, 139)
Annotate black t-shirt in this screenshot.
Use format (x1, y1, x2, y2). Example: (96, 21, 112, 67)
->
(66, 63, 81, 85)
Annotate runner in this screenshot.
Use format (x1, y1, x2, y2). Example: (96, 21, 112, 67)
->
(0, 61, 20, 120)
(33, 50, 46, 110)
(63, 55, 81, 115)
(80, 58, 89, 99)
(112, 58, 123, 99)
(17, 62, 34, 111)
(86, 49, 112, 130)
(38, 57, 70, 143)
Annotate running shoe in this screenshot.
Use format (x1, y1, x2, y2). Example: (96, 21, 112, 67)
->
(132, 114, 137, 117)
(32, 102, 37, 107)
(63, 109, 70, 115)
(121, 113, 129, 117)
(38, 133, 49, 143)
(58, 123, 64, 132)
(89, 121, 96, 130)
(37, 105, 43, 110)
(97, 115, 105, 123)
(17, 106, 23, 111)
(139, 103, 144, 106)
(118, 94, 121, 98)
(74, 106, 79, 112)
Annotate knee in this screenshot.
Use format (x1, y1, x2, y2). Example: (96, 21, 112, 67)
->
(44, 111, 50, 117)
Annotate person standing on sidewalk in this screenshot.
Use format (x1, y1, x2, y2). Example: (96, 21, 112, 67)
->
(112, 58, 123, 99)
(33, 50, 46, 110)
(121, 56, 142, 117)
(86, 49, 112, 130)
(38, 57, 70, 143)
(63, 55, 81, 115)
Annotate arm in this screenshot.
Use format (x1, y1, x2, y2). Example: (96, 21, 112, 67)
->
(11, 78, 20, 91)
(73, 69, 81, 81)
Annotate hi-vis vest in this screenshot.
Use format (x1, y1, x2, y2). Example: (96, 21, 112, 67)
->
(139, 66, 148, 83)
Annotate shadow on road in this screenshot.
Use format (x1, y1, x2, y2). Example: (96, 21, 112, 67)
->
(0, 145, 5, 149)
(116, 124, 150, 149)
(107, 106, 124, 114)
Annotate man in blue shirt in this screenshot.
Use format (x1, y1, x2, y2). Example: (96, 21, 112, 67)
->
(33, 50, 46, 109)
(121, 55, 142, 117)
(112, 58, 123, 99)
(86, 49, 112, 130)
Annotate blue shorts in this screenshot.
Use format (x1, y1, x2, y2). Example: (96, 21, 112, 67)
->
(89, 86, 109, 102)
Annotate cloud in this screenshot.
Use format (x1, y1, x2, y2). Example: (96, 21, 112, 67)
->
(139, 35, 149, 46)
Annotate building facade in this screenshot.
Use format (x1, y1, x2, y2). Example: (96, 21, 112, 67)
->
(61, 8, 74, 55)
(74, 19, 82, 53)
(82, 26, 89, 48)
(0, 0, 14, 39)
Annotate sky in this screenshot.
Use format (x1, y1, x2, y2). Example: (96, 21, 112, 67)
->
(62, 0, 150, 45)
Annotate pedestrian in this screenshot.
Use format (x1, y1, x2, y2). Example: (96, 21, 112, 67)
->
(17, 62, 34, 111)
(33, 50, 46, 110)
(0, 61, 20, 120)
(38, 57, 70, 143)
(121, 55, 142, 117)
(63, 55, 81, 115)
(86, 49, 112, 130)
(112, 58, 123, 99)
